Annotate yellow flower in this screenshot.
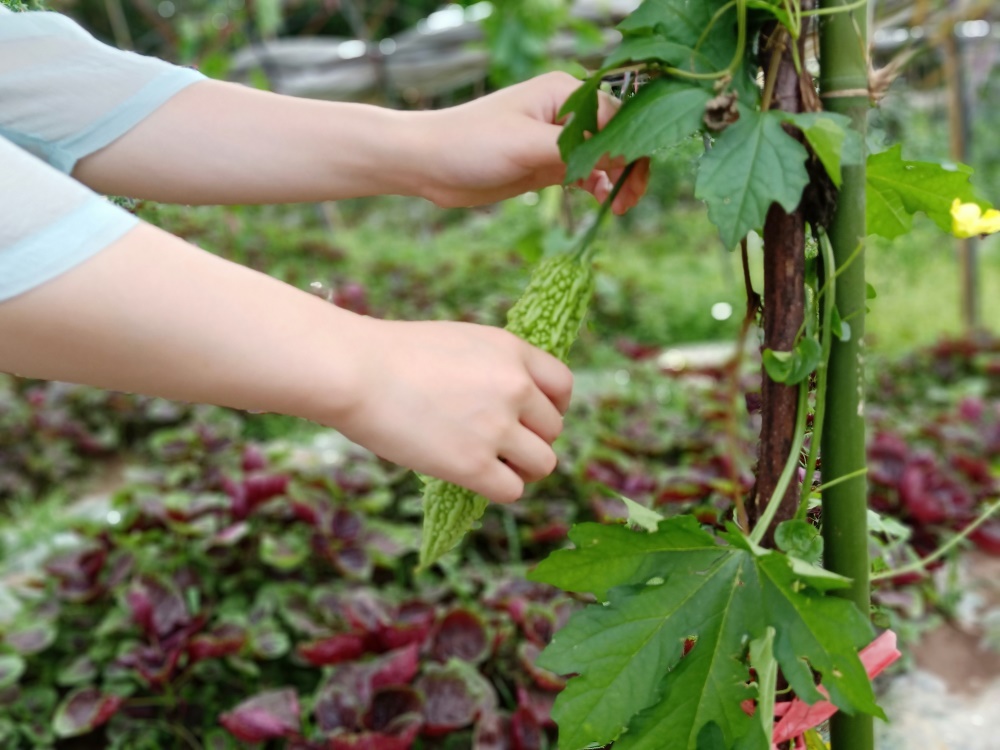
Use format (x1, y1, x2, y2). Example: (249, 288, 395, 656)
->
(950, 199, 1000, 238)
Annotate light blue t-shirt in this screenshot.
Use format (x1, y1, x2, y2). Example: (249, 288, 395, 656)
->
(0, 8, 205, 301)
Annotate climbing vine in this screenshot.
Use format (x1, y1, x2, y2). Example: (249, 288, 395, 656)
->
(528, 1, 1000, 749)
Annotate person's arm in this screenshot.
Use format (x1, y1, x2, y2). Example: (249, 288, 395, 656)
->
(0, 221, 570, 504)
(72, 72, 649, 214)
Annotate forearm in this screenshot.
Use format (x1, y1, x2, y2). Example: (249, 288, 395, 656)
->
(0, 222, 361, 422)
(72, 80, 432, 205)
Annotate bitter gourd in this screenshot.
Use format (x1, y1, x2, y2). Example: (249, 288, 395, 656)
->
(418, 252, 596, 568)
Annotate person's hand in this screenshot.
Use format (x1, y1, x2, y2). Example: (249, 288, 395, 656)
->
(330, 317, 573, 504)
(407, 71, 651, 214)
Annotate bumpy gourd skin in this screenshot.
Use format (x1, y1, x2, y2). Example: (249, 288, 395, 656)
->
(418, 253, 596, 568)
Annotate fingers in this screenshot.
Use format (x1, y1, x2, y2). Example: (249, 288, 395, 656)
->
(472, 459, 526, 505)
(500, 428, 559, 489)
(522, 346, 573, 415)
(579, 157, 651, 214)
(520, 384, 565, 445)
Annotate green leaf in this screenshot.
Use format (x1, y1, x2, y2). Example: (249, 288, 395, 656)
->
(696, 722, 728, 750)
(540, 553, 762, 749)
(783, 112, 853, 188)
(556, 75, 602, 163)
(537, 526, 881, 749)
(775, 520, 824, 565)
(695, 110, 811, 250)
(0, 654, 25, 689)
(527, 517, 726, 600)
(762, 336, 821, 384)
(616, 0, 756, 100)
(829, 305, 852, 342)
(603, 35, 694, 69)
(565, 80, 711, 183)
(866, 145, 983, 239)
(804, 729, 828, 750)
(866, 282, 878, 300)
(260, 532, 309, 571)
(613, 558, 767, 750)
(754, 552, 883, 717)
(749, 627, 777, 744)
(619, 495, 666, 533)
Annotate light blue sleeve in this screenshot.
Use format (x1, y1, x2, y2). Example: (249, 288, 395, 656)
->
(0, 8, 205, 173)
(0, 134, 138, 302)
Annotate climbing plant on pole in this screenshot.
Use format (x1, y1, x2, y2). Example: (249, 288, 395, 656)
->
(817, 0, 872, 747)
(520, 1, 1000, 749)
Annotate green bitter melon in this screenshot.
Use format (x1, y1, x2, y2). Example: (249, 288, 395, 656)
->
(418, 251, 596, 568)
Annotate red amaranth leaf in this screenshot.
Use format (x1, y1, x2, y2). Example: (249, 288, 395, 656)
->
(219, 688, 301, 742)
(510, 706, 543, 750)
(327, 716, 421, 750)
(315, 686, 362, 733)
(867, 432, 910, 487)
(417, 663, 495, 737)
(52, 688, 124, 738)
(117, 642, 184, 688)
(331, 508, 364, 542)
(515, 686, 556, 729)
(377, 602, 435, 651)
(370, 644, 421, 691)
(898, 456, 975, 525)
(222, 476, 249, 520)
(340, 591, 392, 632)
(509, 602, 556, 647)
(473, 711, 511, 750)
(126, 576, 189, 638)
(313, 644, 423, 734)
(298, 633, 368, 667)
(244, 474, 289, 510)
(517, 642, 565, 692)
(332, 546, 372, 579)
(529, 521, 570, 545)
(211, 521, 250, 547)
(242, 444, 267, 472)
(4, 623, 56, 655)
(187, 623, 246, 663)
(431, 610, 489, 664)
(365, 686, 423, 732)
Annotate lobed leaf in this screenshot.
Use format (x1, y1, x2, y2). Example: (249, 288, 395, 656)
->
(564, 80, 711, 184)
(539, 552, 755, 749)
(527, 516, 725, 600)
(538, 527, 883, 749)
(783, 112, 858, 188)
(754, 552, 882, 717)
(695, 110, 810, 250)
(866, 144, 984, 239)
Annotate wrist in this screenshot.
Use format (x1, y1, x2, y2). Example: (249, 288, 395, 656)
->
(374, 109, 445, 202)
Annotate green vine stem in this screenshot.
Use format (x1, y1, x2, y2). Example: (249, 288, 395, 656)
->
(871, 497, 1000, 582)
(573, 162, 637, 263)
(811, 466, 867, 495)
(818, 0, 871, 748)
(749, 383, 808, 545)
(800, 0, 869, 17)
(796, 230, 837, 518)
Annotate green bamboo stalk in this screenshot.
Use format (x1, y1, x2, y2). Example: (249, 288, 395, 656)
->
(818, 1, 871, 749)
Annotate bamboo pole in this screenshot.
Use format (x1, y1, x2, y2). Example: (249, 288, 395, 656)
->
(942, 1, 979, 331)
(818, 1, 872, 749)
